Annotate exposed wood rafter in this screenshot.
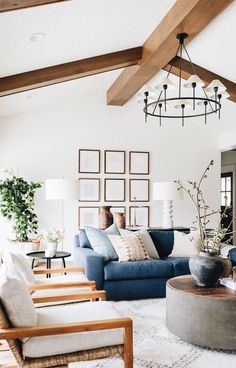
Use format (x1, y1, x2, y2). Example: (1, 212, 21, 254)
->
(164, 56, 236, 103)
(0, 47, 142, 97)
(107, 0, 233, 106)
(0, 0, 69, 12)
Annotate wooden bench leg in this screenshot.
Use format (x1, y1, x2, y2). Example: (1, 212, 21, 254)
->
(123, 320, 133, 368)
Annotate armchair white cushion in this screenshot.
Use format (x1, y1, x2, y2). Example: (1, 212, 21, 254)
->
(3, 249, 35, 284)
(0, 265, 37, 341)
(23, 301, 124, 358)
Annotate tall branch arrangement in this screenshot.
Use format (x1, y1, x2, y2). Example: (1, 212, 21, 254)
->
(175, 160, 235, 255)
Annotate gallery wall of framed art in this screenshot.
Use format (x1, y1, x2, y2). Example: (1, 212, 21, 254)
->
(78, 149, 151, 229)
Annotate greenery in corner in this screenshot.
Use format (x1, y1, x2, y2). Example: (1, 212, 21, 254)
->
(0, 171, 42, 241)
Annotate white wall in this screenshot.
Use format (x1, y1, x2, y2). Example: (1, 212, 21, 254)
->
(0, 89, 221, 255)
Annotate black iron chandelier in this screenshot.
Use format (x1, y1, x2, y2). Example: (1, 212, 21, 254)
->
(140, 33, 229, 126)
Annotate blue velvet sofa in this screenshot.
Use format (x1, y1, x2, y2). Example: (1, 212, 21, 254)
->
(74, 230, 190, 300)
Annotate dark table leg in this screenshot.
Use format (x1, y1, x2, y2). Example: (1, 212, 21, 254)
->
(48, 258, 52, 278)
(62, 257, 67, 275)
(31, 258, 35, 269)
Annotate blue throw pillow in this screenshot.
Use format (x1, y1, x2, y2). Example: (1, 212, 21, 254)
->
(229, 248, 236, 266)
(79, 229, 92, 248)
(85, 226, 118, 261)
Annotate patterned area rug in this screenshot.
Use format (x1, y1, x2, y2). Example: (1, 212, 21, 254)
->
(69, 298, 236, 368)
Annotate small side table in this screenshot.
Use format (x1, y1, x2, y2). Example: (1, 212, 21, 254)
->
(27, 251, 71, 278)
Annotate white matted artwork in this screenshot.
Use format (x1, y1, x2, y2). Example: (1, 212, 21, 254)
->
(129, 151, 149, 175)
(79, 149, 100, 173)
(105, 150, 125, 174)
(105, 179, 125, 202)
(78, 207, 100, 229)
(129, 206, 149, 227)
(79, 178, 100, 202)
(130, 179, 149, 202)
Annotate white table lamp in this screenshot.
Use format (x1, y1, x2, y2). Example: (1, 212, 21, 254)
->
(45, 179, 79, 249)
(153, 181, 183, 228)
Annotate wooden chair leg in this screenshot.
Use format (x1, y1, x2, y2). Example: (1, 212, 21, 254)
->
(123, 321, 133, 368)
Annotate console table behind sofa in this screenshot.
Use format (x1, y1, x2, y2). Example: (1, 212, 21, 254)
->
(74, 229, 190, 300)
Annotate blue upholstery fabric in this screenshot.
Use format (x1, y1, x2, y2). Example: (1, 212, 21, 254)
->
(75, 229, 92, 248)
(104, 260, 173, 281)
(104, 278, 167, 300)
(73, 247, 104, 289)
(229, 248, 236, 266)
(164, 257, 190, 276)
(149, 231, 174, 257)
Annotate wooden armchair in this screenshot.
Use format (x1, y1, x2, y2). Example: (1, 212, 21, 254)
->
(0, 291, 133, 368)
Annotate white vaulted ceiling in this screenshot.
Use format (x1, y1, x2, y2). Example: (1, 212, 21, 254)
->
(0, 0, 236, 132)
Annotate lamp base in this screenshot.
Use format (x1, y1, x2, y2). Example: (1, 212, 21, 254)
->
(162, 200, 174, 229)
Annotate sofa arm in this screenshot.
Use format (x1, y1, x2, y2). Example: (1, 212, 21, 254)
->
(74, 247, 104, 290)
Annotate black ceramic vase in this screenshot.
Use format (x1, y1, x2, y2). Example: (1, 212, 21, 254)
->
(189, 252, 224, 288)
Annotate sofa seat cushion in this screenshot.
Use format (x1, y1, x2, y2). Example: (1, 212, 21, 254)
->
(23, 301, 124, 358)
(162, 257, 190, 276)
(104, 259, 173, 281)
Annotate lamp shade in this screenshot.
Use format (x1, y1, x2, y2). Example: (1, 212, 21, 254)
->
(205, 79, 226, 93)
(45, 179, 79, 200)
(153, 181, 183, 201)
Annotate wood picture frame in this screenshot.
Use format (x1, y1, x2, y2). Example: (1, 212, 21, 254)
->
(129, 179, 149, 202)
(104, 150, 125, 174)
(129, 206, 150, 227)
(78, 149, 100, 173)
(129, 151, 149, 175)
(78, 207, 100, 229)
(79, 178, 100, 202)
(104, 179, 125, 202)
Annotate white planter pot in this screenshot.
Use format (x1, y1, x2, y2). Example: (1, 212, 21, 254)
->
(45, 243, 58, 257)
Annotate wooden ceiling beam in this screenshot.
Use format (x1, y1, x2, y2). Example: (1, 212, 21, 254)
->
(107, 0, 233, 106)
(0, 47, 142, 97)
(164, 56, 236, 103)
(0, 0, 69, 12)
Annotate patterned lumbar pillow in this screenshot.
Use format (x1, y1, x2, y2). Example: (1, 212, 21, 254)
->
(171, 230, 200, 257)
(108, 233, 151, 262)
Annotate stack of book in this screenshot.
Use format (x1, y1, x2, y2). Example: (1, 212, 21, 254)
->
(220, 277, 236, 291)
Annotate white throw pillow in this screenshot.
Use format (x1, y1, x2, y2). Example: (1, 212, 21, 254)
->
(108, 233, 150, 262)
(0, 265, 37, 341)
(119, 228, 159, 259)
(7, 250, 35, 284)
(171, 231, 200, 257)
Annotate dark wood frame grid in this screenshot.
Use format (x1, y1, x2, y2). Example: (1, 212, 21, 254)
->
(129, 151, 150, 175)
(104, 150, 126, 174)
(129, 206, 150, 227)
(79, 178, 100, 202)
(104, 179, 125, 202)
(129, 179, 149, 202)
(78, 207, 100, 229)
(78, 149, 100, 174)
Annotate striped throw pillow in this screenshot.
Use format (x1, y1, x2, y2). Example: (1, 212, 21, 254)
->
(108, 233, 151, 262)
(171, 231, 200, 257)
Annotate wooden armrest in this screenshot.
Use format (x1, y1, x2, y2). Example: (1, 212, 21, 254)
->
(0, 317, 132, 340)
(32, 290, 106, 303)
(33, 267, 85, 275)
(28, 280, 96, 291)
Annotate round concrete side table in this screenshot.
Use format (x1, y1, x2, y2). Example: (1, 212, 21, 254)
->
(166, 275, 236, 350)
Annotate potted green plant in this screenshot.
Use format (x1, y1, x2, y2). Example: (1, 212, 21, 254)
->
(175, 160, 235, 287)
(0, 171, 42, 252)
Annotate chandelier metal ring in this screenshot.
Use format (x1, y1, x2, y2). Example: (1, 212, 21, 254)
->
(144, 97, 221, 119)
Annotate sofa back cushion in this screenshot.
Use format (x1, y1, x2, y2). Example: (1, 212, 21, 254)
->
(75, 230, 92, 248)
(149, 231, 174, 258)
